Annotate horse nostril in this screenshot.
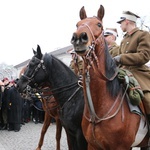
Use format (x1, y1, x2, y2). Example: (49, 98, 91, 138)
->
(71, 33, 77, 44)
(80, 32, 88, 44)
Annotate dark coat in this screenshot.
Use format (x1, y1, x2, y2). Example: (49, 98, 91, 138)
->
(33, 97, 43, 110)
(119, 27, 150, 92)
(0, 86, 2, 108)
(7, 86, 23, 124)
(2, 86, 10, 109)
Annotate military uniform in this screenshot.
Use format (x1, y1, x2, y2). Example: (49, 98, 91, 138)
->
(109, 42, 119, 57)
(69, 55, 83, 76)
(104, 28, 119, 57)
(119, 27, 150, 113)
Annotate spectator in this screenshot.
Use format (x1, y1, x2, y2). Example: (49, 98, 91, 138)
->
(0, 78, 10, 130)
(31, 93, 44, 124)
(7, 80, 23, 132)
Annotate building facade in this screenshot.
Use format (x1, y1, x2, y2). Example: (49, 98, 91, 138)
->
(14, 45, 73, 78)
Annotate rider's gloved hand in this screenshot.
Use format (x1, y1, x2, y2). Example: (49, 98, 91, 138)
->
(113, 55, 121, 66)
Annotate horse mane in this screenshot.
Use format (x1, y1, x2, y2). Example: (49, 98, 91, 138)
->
(104, 40, 120, 98)
(43, 53, 78, 80)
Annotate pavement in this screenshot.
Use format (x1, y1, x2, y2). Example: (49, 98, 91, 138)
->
(0, 121, 68, 150)
(0, 121, 141, 150)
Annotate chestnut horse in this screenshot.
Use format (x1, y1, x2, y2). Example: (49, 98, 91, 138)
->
(71, 5, 149, 150)
(17, 45, 87, 150)
(19, 67, 70, 150)
(35, 87, 67, 150)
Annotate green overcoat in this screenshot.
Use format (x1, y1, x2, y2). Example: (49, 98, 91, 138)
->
(119, 27, 150, 92)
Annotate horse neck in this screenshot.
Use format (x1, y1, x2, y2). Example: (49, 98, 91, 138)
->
(48, 64, 77, 88)
(83, 42, 118, 112)
(46, 58, 78, 106)
(94, 37, 116, 81)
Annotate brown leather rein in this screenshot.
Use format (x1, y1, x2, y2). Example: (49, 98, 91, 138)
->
(78, 23, 125, 124)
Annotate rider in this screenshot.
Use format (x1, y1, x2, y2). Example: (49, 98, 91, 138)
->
(104, 28, 119, 57)
(114, 11, 150, 122)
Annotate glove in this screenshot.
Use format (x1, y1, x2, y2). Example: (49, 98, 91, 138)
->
(113, 55, 121, 66)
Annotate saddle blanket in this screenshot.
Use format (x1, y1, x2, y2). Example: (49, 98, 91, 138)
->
(127, 99, 148, 147)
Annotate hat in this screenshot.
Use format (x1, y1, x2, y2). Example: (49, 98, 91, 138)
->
(117, 11, 140, 24)
(104, 28, 118, 37)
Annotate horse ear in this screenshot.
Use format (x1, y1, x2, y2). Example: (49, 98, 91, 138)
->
(80, 6, 87, 20)
(97, 5, 105, 21)
(37, 45, 41, 54)
(32, 48, 36, 55)
(37, 45, 43, 58)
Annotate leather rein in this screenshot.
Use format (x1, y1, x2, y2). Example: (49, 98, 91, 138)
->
(79, 23, 126, 124)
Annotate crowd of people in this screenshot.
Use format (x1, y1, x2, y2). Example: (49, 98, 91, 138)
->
(0, 78, 46, 132)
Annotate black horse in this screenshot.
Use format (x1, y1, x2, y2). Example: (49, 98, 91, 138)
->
(17, 45, 87, 150)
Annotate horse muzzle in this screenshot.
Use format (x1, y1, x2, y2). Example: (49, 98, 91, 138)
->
(71, 32, 90, 55)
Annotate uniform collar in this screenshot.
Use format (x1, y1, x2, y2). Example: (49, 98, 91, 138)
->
(124, 27, 139, 37)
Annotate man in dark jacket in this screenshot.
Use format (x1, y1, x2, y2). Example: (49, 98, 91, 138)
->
(1, 78, 10, 130)
(7, 81, 23, 132)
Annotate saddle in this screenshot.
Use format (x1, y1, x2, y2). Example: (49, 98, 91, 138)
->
(117, 68, 144, 106)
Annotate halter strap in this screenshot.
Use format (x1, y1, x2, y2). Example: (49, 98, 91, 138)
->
(22, 56, 47, 86)
(81, 25, 118, 81)
(81, 23, 96, 42)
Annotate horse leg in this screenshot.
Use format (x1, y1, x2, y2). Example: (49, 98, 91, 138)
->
(55, 117, 62, 150)
(63, 128, 72, 150)
(36, 112, 51, 150)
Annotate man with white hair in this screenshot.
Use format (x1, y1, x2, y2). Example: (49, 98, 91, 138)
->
(114, 10, 150, 124)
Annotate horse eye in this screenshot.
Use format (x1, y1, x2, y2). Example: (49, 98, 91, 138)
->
(97, 23, 102, 27)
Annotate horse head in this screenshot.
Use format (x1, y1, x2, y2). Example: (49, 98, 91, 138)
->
(71, 5, 105, 56)
(17, 45, 48, 93)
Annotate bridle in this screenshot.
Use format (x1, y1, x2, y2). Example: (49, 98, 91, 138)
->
(22, 56, 48, 87)
(20, 54, 83, 112)
(76, 18, 122, 125)
(78, 21, 118, 82)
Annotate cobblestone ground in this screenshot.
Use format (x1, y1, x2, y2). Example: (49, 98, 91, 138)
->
(0, 121, 141, 150)
(0, 122, 68, 150)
